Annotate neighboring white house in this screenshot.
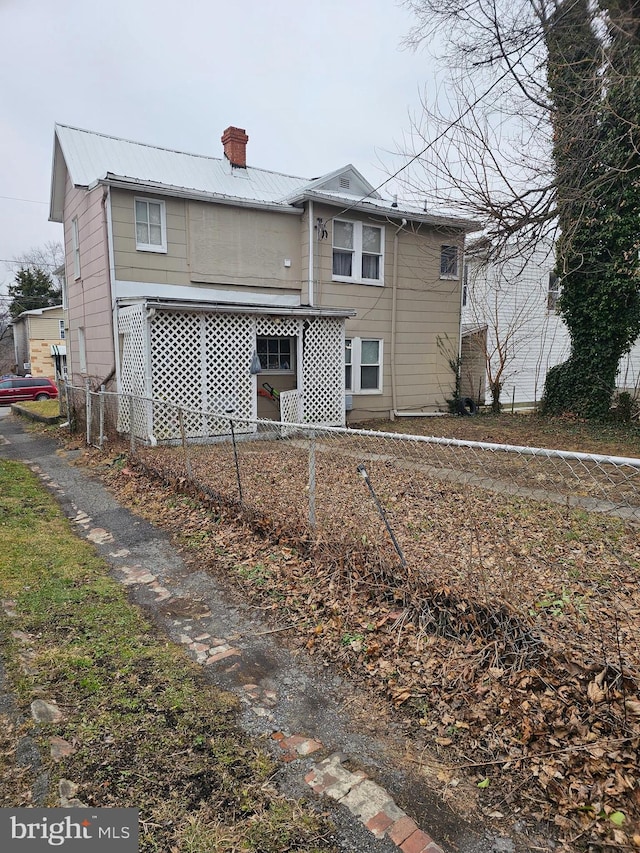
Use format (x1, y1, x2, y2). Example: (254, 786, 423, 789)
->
(461, 240, 640, 408)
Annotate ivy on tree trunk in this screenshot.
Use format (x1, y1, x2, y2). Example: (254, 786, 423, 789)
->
(543, 0, 640, 418)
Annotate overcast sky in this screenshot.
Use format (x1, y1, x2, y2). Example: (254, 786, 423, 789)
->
(0, 0, 439, 291)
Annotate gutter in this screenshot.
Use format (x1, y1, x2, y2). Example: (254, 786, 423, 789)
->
(95, 177, 304, 216)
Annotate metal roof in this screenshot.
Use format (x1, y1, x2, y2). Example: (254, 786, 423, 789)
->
(50, 124, 477, 232)
(54, 124, 307, 206)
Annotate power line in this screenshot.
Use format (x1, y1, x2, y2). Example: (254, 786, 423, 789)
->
(0, 195, 48, 205)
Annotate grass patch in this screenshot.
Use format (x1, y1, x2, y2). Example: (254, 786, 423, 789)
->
(13, 399, 62, 419)
(0, 460, 335, 852)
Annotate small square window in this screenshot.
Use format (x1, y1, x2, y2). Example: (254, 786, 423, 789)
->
(256, 337, 293, 371)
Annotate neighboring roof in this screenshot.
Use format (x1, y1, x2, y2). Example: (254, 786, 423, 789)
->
(15, 305, 64, 320)
(462, 322, 488, 336)
(49, 124, 476, 231)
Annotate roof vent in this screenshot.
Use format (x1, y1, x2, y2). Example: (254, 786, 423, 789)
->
(339, 176, 350, 189)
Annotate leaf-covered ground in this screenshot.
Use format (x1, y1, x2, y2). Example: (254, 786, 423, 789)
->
(51, 411, 640, 850)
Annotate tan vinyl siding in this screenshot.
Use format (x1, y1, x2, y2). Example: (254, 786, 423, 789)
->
(312, 204, 463, 418)
(110, 189, 190, 285)
(187, 202, 302, 293)
(27, 313, 64, 340)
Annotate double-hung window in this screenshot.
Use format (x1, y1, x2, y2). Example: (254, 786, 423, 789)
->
(71, 217, 81, 279)
(58, 319, 65, 341)
(440, 245, 459, 279)
(135, 198, 167, 252)
(345, 338, 383, 393)
(547, 271, 560, 311)
(333, 220, 384, 285)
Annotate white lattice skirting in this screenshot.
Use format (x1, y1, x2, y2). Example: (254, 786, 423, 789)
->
(117, 306, 346, 442)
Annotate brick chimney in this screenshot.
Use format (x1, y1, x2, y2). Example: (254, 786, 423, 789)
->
(221, 126, 249, 168)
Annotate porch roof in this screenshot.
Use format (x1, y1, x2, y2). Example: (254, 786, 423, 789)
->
(136, 298, 356, 319)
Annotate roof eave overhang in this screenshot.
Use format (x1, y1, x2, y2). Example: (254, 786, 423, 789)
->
(124, 298, 356, 319)
(49, 135, 68, 222)
(289, 191, 479, 232)
(97, 176, 304, 215)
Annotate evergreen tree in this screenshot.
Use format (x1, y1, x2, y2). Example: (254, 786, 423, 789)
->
(8, 267, 62, 319)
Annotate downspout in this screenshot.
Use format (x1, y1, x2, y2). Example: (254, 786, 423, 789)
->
(390, 219, 407, 418)
(307, 200, 314, 307)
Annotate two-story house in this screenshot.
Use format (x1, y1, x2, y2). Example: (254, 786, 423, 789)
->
(12, 305, 66, 380)
(49, 123, 475, 439)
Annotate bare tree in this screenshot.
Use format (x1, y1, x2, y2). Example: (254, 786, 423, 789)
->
(463, 241, 557, 412)
(401, 0, 640, 417)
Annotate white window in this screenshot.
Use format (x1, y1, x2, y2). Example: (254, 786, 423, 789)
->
(256, 336, 294, 371)
(78, 327, 87, 374)
(71, 217, 80, 279)
(462, 262, 469, 307)
(547, 271, 560, 311)
(333, 220, 384, 285)
(440, 245, 459, 279)
(345, 338, 383, 393)
(135, 198, 167, 252)
(58, 319, 65, 341)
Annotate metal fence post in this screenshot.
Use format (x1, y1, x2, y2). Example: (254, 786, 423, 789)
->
(85, 379, 91, 446)
(98, 384, 105, 448)
(308, 429, 316, 528)
(129, 395, 135, 455)
(178, 408, 193, 480)
(357, 463, 406, 568)
(227, 414, 243, 505)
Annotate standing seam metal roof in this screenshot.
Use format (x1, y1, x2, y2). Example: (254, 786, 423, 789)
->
(55, 124, 310, 205)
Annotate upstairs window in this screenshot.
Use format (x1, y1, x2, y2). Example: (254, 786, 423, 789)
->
(71, 217, 80, 279)
(547, 271, 560, 311)
(135, 198, 167, 252)
(333, 220, 384, 285)
(58, 319, 65, 341)
(440, 245, 459, 278)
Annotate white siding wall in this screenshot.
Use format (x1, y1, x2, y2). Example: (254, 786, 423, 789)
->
(464, 245, 640, 406)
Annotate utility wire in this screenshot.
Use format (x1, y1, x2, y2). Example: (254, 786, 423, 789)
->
(0, 195, 48, 205)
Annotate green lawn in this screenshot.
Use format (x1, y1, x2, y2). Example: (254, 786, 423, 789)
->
(0, 459, 335, 853)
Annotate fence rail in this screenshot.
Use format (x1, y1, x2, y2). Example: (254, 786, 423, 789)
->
(65, 383, 640, 530)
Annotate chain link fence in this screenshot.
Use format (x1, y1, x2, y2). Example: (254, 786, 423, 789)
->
(62, 384, 640, 850)
(65, 382, 640, 597)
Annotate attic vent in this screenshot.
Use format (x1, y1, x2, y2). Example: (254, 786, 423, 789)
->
(339, 177, 350, 189)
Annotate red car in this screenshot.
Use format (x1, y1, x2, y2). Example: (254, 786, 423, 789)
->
(0, 377, 59, 404)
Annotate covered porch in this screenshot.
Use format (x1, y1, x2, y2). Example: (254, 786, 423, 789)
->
(116, 300, 354, 442)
